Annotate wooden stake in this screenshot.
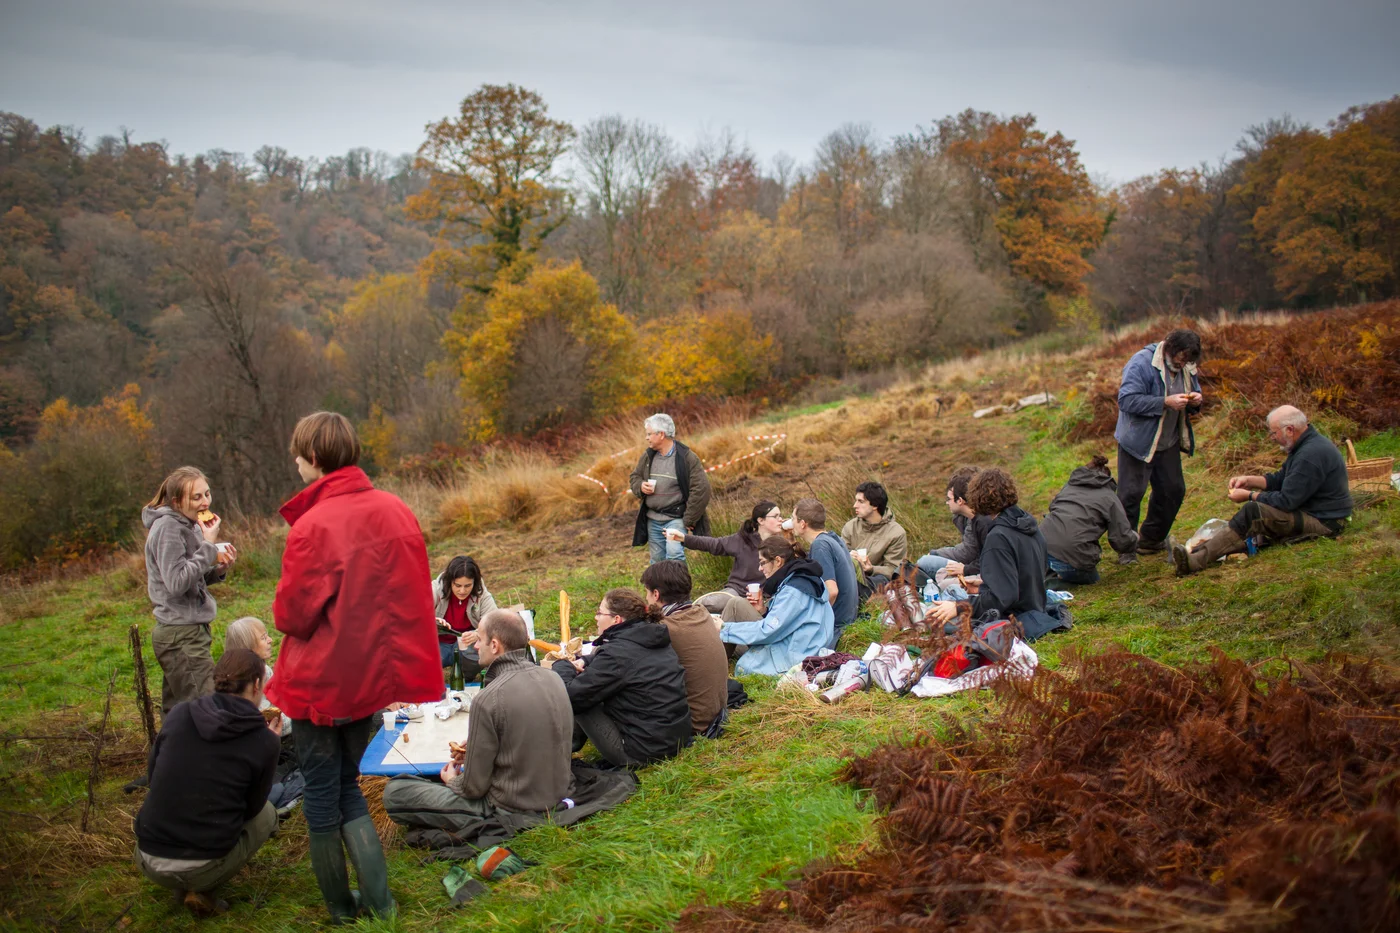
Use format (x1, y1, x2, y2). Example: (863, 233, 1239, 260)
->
(559, 590, 571, 645)
(82, 669, 118, 833)
(129, 624, 156, 748)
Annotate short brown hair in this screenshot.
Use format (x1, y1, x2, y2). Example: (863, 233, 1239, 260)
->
(289, 411, 360, 472)
(946, 466, 977, 502)
(793, 497, 826, 529)
(640, 560, 692, 604)
(478, 609, 529, 652)
(965, 468, 1018, 516)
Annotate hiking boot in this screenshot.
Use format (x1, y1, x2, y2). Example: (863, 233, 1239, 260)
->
(182, 891, 229, 917)
(309, 829, 358, 924)
(342, 815, 396, 919)
(1117, 551, 1138, 566)
(1173, 528, 1245, 576)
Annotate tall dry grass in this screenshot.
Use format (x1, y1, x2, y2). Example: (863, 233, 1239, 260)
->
(408, 310, 1312, 542)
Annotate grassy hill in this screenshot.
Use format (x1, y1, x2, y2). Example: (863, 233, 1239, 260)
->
(2, 309, 1398, 931)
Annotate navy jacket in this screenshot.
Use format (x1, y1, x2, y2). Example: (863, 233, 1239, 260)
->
(1114, 342, 1202, 462)
(1259, 426, 1354, 522)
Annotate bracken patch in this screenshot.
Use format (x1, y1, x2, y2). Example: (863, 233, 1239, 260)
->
(678, 648, 1400, 933)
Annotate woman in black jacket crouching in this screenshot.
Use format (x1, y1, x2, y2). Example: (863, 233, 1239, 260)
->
(134, 649, 280, 916)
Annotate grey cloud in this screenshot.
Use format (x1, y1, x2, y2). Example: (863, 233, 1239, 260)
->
(1, 0, 1396, 182)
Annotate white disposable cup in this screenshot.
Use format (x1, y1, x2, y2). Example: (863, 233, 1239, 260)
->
(215, 542, 232, 554)
(781, 518, 794, 531)
(747, 583, 761, 595)
(856, 548, 868, 559)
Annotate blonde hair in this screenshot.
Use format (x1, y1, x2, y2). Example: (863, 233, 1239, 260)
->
(224, 616, 268, 654)
(146, 466, 208, 511)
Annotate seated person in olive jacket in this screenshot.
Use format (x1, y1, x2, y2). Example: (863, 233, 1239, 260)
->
(552, 589, 693, 768)
(133, 649, 280, 917)
(383, 610, 574, 831)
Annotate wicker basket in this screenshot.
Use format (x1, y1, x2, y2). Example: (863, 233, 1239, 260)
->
(1345, 439, 1394, 493)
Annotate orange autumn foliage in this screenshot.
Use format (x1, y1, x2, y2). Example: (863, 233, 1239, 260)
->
(943, 112, 1104, 295)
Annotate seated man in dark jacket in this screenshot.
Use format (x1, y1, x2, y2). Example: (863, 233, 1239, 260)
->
(383, 610, 575, 831)
(134, 649, 280, 917)
(553, 589, 693, 768)
(927, 468, 1064, 641)
(1174, 406, 1354, 575)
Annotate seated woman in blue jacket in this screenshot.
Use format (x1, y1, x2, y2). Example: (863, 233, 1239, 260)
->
(719, 537, 834, 676)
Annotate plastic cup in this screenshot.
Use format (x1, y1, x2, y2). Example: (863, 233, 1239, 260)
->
(747, 583, 761, 595)
(856, 548, 868, 560)
(781, 518, 794, 531)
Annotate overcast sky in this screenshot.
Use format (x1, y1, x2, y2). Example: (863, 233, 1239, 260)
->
(3, 0, 1397, 184)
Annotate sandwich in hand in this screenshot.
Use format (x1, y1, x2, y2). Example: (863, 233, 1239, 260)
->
(197, 510, 217, 526)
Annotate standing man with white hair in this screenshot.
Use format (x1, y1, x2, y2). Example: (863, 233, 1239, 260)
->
(629, 413, 712, 563)
(1173, 405, 1353, 575)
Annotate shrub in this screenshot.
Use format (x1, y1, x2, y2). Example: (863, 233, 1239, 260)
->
(0, 385, 158, 569)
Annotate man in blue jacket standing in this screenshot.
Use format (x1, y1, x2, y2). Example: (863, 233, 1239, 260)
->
(1114, 329, 1203, 562)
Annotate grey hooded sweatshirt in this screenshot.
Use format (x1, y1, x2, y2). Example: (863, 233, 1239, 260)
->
(142, 506, 223, 626)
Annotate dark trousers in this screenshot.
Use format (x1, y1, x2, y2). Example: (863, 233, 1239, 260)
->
(291, 716, 374, 834)
(1227, 500, 1341, 543)
(1117, 444, 1186, 546)
(572, 708, 633, 768)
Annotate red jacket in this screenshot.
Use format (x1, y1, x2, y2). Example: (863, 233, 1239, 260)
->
(266, 466, 443, 726)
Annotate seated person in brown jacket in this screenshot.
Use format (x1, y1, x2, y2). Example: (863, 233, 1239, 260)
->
(640, 560, 729, 737)
(382, 610, 574, 831)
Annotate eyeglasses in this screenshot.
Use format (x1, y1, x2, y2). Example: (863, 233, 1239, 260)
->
(765, 511, 781, 519)
(758, 558, 775, 568)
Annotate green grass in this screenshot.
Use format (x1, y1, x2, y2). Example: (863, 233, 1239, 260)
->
(2, 406, 1399, 931)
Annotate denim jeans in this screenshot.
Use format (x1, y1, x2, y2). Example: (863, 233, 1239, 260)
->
(291, 716, 374, 834)
(646, 518, 686, 564)
(1046, 555, 1100, 585)
(916, 554, 951, 577)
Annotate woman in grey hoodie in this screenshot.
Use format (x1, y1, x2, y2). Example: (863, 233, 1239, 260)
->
(143, 466, 236, 715)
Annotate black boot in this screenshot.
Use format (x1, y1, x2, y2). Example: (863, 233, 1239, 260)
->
(342, 816, 396, 919)
(308, 830, 358, 924)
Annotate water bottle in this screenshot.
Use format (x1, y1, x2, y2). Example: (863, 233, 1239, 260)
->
(923, 579, 937, 603)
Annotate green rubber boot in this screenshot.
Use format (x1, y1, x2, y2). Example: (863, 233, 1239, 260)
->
(341, 816, 396, 919)
(308, 830, 358, 924)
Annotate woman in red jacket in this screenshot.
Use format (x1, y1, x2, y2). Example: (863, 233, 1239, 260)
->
(265, 412, 442, 923)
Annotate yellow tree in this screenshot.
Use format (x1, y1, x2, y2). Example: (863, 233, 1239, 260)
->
(409, 85, 575, 304)
(454, 262, 637, 438)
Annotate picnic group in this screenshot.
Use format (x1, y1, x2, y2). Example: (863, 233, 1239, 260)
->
(131, 327, 1356, 920)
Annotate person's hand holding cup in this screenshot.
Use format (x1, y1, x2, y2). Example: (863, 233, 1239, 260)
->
(215, 542, 237, 567)
(746, 583, 762, 608)
(664, 527, 685, 542)
(458, 630, 480, 650)
(641, 480, 657, 495)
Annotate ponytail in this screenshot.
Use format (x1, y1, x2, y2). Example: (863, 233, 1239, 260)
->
(146, 466, 208, 510)
(601, 588, 662, 623)
(213, 649, 265, 695)
(741, 499, 779, 535)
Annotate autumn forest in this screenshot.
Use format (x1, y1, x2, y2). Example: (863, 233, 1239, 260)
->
(1, 85, 1398, 567)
